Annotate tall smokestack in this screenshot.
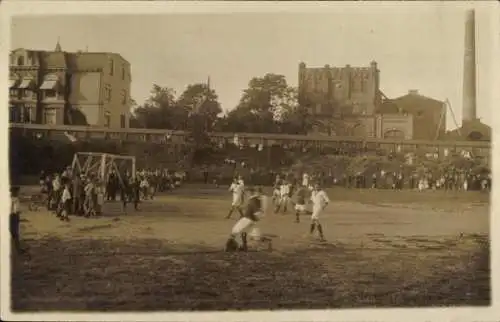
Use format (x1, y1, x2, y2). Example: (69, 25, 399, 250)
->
(462, 9, 477, 123)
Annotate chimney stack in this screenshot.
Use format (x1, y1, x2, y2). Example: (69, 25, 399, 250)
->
(462, 9, 477, 123)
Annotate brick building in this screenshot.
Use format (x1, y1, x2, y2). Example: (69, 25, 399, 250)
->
(298, 62, 445, 141)
(378, 90, 447, 141)
(298, 61, 380, 117)
(8, 41, 131, 129)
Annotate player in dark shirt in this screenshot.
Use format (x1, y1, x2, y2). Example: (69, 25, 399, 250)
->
(294, 185, 311, 223)
(225, 186, 267, 252)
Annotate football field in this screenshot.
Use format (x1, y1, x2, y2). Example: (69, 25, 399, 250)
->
(11, 185, 490, 311)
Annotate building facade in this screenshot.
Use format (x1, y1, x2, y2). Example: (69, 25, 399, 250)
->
(378, 90, 446, 141)
(8, 42, 131, 129)
(298, 61, 380, 117)
(298, 62, 447, 141)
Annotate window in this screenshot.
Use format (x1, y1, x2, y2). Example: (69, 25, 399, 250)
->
(45, 90, 57, 99)
(104, 112, 111, 127)
(120, 114, 126, 128)
(122, 66, 126, 80)
(23, 106, 31, 123)
(17, 56, 24, 66)
(109, 59, 114, 76)
(9, 89, 17, 97)
(9, 106, 18, 122)
(121, 90, 127, 104)
(22, 90, 36, 100)
(44, 109, 57, 125)
(104, 85, 112, 102)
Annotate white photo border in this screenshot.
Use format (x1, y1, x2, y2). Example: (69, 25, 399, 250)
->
(0, 1, 498, 321)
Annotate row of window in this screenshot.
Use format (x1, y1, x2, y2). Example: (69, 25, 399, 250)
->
(9, 106, 59, 125)
(9, 88, 58, 100)
(101, 113, 127, 128)
(13, 55, 128, 81)
(11, 105, 128, 129)
(103, 85, 127, 104)
(108, 58, 128, 81)
(307, 78, 367, 92)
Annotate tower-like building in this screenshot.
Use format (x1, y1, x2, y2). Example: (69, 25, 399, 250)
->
(8, 40, 132, 129)
(298, 61, 416, 140)
(298, 61, 380, 117)
(446, 9, 490, 141)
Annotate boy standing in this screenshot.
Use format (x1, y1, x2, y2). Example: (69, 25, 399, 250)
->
(10, 186, 27, 254)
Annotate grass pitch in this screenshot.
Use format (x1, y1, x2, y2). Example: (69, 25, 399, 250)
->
(11, 186, 490, 311)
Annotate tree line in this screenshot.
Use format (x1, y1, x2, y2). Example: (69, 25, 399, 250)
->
(129, 73, 313, 135)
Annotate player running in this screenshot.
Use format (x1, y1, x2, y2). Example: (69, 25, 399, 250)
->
(309, 183, 330, 241)
(226, 177, 245, 219)
(224, 186, 271, 252)
(294, 184, 310, 223)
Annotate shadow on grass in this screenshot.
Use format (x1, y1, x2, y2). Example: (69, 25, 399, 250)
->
(11, 235, 490, 311)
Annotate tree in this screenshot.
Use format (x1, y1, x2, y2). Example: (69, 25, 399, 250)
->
(131, 85, 185, 129)
(222, 73, 301, 133)
(178, 83, 222, 133)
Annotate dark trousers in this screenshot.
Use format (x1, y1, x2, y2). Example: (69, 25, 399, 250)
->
(10, 212, 21, 252)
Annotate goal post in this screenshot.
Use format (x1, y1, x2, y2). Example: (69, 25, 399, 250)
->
(71, 152, 136, 188)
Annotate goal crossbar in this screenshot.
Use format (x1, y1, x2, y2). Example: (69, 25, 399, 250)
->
(71, 152, 136, 188)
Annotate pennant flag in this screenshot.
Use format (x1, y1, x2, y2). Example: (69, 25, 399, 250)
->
(64, 131, 78, 143)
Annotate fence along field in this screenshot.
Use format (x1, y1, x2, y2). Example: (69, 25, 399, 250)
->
(11, 184, 490, 311)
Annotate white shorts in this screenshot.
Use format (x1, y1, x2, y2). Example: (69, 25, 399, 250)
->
(280, 195, 290, 203)
(311, 208, 322, 220)
(231, 217, 255, 235)
(295, 204, 307, 212)
(232, 196, 242, 207)
(273, 189, 280, 197)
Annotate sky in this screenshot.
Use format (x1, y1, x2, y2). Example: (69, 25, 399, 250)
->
(9, 3, 497, 130)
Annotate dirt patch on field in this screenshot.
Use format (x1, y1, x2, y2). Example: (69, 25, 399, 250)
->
(11, 234, 489, 311)
(10, 187, 490, 311)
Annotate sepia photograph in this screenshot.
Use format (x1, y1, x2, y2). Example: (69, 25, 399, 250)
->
(1, 1, 498, 321)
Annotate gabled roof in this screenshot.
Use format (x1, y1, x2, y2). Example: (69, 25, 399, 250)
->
(10, 48, 130, 66)
(391, 92, 444, 105)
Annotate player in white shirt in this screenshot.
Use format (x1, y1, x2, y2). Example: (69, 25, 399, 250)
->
(274, 180, 291, 214)
(272, 178, 281, 206)
(58, 183, 72, 221)
(226, 178, 245, 219)
(302, 173, 310, 187)
(309, 183, 330, 241)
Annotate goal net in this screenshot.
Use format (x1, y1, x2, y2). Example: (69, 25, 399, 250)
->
(70, 152, 136, 188)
